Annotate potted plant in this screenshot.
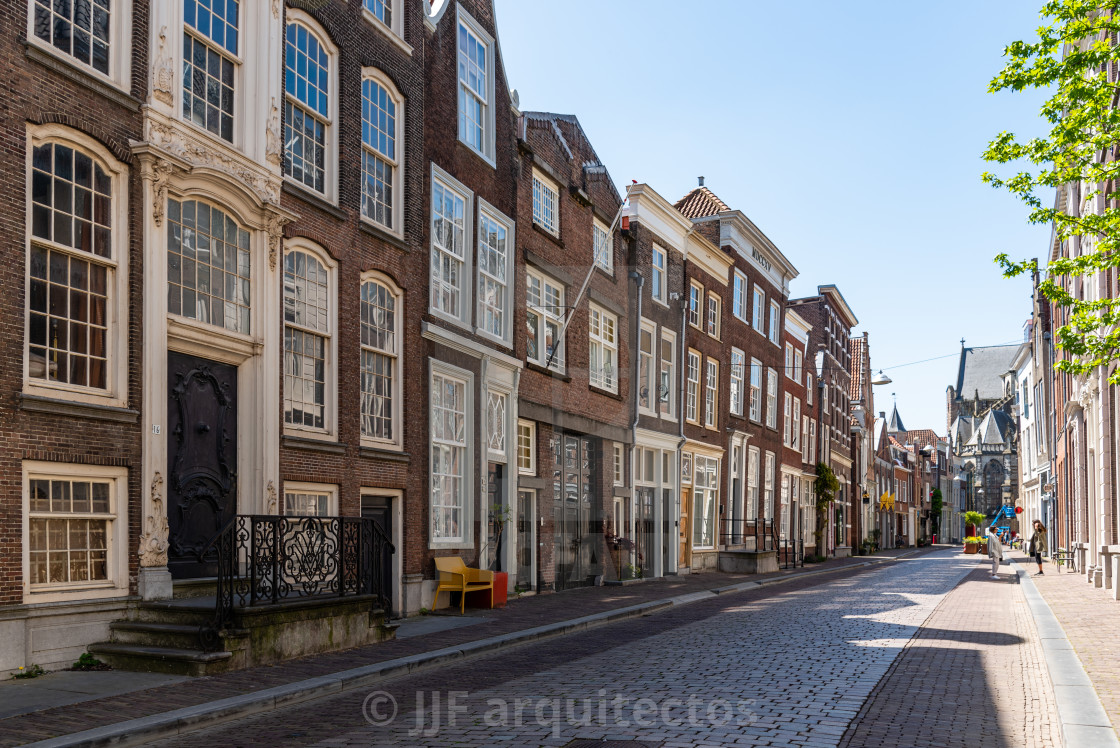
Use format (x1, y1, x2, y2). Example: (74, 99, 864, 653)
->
(964, 535, 981, 554)
(962, 511, 985, 539)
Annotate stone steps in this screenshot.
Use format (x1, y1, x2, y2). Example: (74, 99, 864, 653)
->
(87, 642, 234, 677)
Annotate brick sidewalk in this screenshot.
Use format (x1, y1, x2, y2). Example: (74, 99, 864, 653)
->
(1011, 548, 1120, 735)
(0, 549, 923, 747)
(840, 555, 1061, 748)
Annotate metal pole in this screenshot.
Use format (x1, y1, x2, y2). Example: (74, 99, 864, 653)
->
(543, 183, 636, 371)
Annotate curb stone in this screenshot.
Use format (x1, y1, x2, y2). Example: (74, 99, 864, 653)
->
(21, 550, 925, 748)
(1012, 558, 1120, 748)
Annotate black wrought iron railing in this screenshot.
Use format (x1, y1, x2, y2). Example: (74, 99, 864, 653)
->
(777, 537, 804, 569)
(201, 515, 394, 650)
(720, 518, 777, 551)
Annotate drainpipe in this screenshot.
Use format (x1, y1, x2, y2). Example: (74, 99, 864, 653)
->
(629, 269, 644, 576)
(676, 285, 688, 571)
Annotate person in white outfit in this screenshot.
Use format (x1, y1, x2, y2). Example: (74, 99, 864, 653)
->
(987, 526, 1004, 578)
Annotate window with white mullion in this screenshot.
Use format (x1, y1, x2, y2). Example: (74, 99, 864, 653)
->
(589, 304, 617, 392)
(638, 322, 655, 412)
(457, 17, 489, 156)
(730, 349, 745, 417)
(733, 271, 747, 321)
(28, 141, 116, 392)
(651, 245, 666, 303)
(183, 0, 239, 142)
(517, 420, 535, 475)
(284, 249, 332, 433)
(32, 0, 111, 74)
(659, 331, 675, 417)
(362, 75, 401, 230)
(763, 452, 775, 520)
(766, 368, 778, 429)
(532, 172, 559, 235)
(486, 390, 508, 459)
(167, 198, 251, 334)
(430, 176, 468, 321)
(27, 475, 113, 588)
(792, 398, 801, 451)
(526, 268, 565, 372)
(783, 392, 792, 446)
(686, 351, 700, 423)
(746, 448, 759, 521)
(769, 300, 781, 345)
(704, 359, 719, 428)
(360, 277, 399, 445)
(749, 358, 762, 422)
(431, 370, 468, 543)
(364, 0, 391, 28)
(284, 21, 330, 194)
(477, 209, 509, 342)
(593, 219, 612, 272)
(752, 286, 765, 333)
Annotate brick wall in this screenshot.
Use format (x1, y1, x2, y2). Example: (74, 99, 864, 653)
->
(0, 2, 149, 603)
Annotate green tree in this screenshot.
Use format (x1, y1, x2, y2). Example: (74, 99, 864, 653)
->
(983, 1, 1120, 379)
(813, 462, 840, 554)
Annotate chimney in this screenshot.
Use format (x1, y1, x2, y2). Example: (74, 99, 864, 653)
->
(698, 176, 705, 187)
(879, 411, 886, 419)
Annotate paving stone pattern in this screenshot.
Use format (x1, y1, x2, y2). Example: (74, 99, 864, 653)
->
(145, 549, 1045, 748)
(839, 558, 1061, 748)
(1019, 549, 1120, 735)
(0, 554, 902, 747)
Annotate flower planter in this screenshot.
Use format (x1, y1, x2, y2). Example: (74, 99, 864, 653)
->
(964, 542, 978, 554)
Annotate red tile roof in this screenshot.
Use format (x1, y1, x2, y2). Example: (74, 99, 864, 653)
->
(674, 186, 730, 219)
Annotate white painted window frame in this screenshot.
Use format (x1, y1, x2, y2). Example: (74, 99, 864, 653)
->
(359, 271, 403, 450)
(651, 244, 667, 305)
(21, 460, 129, 604)
(732, 270, 747, 321)
(283, 481, 339, 516)
(593, 218, 613, 273)
(24, 124, 130, 409)
(749, 357, 762, 423)
(730, 348, 745, 417)
(429, 359, 474, 549)
(284, 12, 339, 204)
(360, 67, 405, 236)
(531, 168, 559, 236)
(525, 265, 565, 373)
(475, 199, 514, 346)
(361, 0, 413, 55)
(26, 0, 133, 91)
(429, 164, 473, 329)
(766, 367, 778, 429)
(588, 302, 618, 393)
(659, 329, 676, 419)
(638, 318, 656, 415)
(686, 349, 701, 425)
(456, 5, 496, 165)
(704, 358, 719, 429)
(516, 419, 535, 475)
(282, 239, 338, 441)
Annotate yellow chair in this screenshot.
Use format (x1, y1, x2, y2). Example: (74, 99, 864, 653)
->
(434, 557, 494, 614)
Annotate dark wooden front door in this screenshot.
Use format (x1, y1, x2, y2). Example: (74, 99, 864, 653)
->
(167, 352, 238, 579)
(360, 495, 394, 614)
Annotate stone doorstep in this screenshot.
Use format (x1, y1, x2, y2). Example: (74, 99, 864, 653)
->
(19, 549, 934, 748)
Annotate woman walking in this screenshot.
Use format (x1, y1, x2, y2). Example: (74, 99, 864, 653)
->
(1028, 520, 1048, 576)
(987, 526, 1004, 578)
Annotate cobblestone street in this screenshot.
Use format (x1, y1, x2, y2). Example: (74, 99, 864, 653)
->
(142, 549, 1063, 748)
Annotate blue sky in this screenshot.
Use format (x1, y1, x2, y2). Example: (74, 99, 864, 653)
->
(493, 0, 1052, 433)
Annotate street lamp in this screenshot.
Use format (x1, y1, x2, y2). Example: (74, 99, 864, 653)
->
(871, 370, 892, 386)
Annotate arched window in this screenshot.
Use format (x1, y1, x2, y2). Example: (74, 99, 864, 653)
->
(284, 20, 332, 195)
(28, 141, 116, 390)
(284, 248, 333, 433)
(360, 276, 400, 446)
(361, 72, 403, 232)
(167, 199, 251, 334)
